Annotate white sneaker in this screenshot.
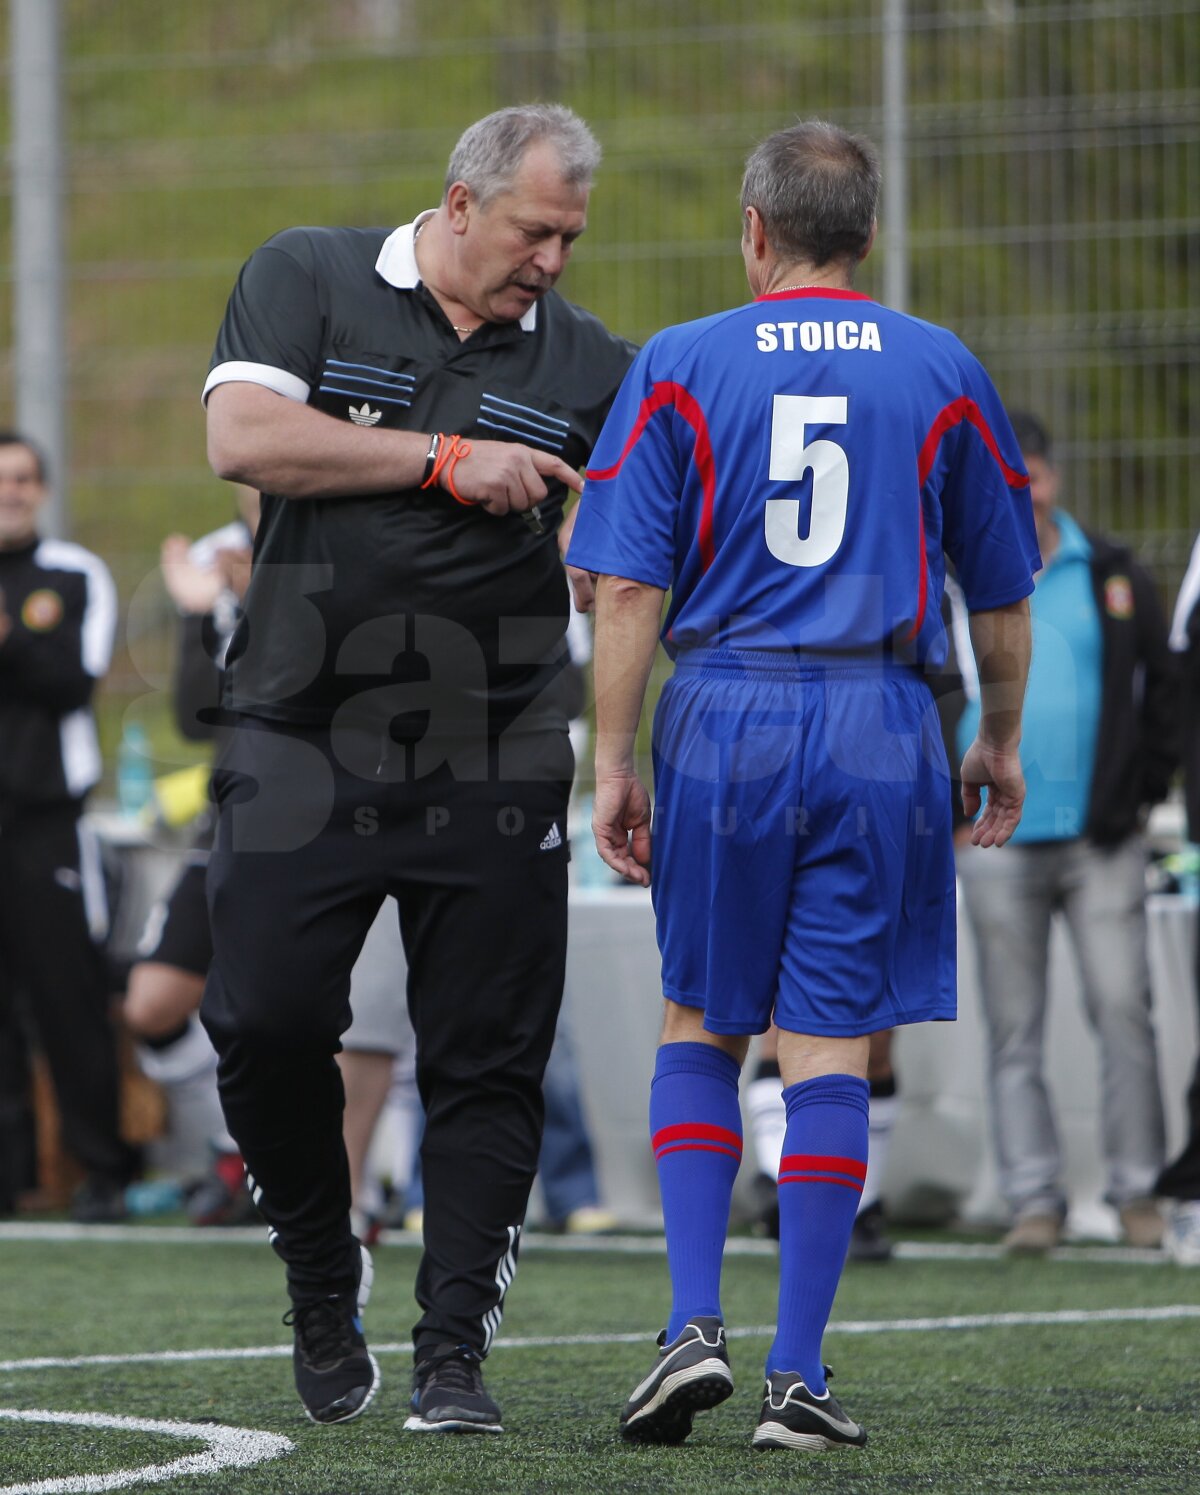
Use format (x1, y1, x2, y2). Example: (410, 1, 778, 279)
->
(1163, 1200, 1200, 1266)
(563, 1205, 619, 1235)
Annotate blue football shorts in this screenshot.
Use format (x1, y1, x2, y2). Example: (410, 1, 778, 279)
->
(650, 651, 957, 1037)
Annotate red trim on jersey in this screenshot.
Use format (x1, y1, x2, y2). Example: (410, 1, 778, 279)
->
(917, 397, 1028, 491)
(755, 287, 874, 303)
(585, 381, 718, 570)
(778, 1153, 867, 1180)
(903, 497, 929, 645)
(903, 397, 1029, 644)
(652, 1122, 744, 1154)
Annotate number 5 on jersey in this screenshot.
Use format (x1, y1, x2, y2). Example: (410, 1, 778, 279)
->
(766, 394, 849, 567)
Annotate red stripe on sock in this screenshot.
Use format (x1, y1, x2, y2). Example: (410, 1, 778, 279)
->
(779, 1153, 867, 1180)
(778, 1173, 864, 1191)
(654, 1142, 743, 1162)
(653, 1123, 743, 1151)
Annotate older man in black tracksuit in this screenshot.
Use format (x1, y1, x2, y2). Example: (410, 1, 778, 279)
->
(200, 106, 635, 1431)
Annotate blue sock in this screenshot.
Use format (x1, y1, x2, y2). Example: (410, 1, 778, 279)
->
(649, 1041, 743, 1343)
(768, 1074, 870, 1393)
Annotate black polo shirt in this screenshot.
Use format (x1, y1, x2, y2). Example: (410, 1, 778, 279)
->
(204, 220, 635, 738)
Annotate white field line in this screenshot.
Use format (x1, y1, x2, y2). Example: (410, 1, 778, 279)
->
(2, 1307, 1195, 1491)
(0, 1222, 1169, 1266)
(0, 1408, 292, 1495)
(2, 1305, 1198, 1376)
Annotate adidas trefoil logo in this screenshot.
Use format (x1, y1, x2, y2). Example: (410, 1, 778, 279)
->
(539, 821, 563, 852)
(349, 402, 383, 426)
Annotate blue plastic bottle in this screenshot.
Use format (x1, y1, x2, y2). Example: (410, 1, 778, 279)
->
(117, 721, 155, 820)
(125, 1178, 184, 1216)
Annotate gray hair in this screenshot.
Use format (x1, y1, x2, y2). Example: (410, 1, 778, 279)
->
(444, 104, 601, 207)
(741, 120, 880, 271)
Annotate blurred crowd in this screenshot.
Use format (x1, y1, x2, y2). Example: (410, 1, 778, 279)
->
(0, 418, 1198, 1266)
(0, 439, 615, 1238)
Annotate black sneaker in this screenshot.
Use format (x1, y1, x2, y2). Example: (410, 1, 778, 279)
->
(284, 1246, 379, 1425)
(69, 1176, 128, 1224)
(750, 1173, 780, 1241)
(619, 1316, 734, 1444)
(847, 1202, 893, 1263)
(752, 1369, 867, 1451)
(405, 1343, 503, 1434)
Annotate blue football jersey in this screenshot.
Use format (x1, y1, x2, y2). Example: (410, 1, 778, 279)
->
(567, 288, 1040, 668)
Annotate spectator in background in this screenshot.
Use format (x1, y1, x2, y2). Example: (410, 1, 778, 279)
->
(126, 495, 422, 1233)
(955, 411, 1177, 1254)
(128, 498, 616, 1242)
(745, 608, 969, 1263)
(408, 601, 618, 1238)
(354, 602, 617, 1241)
(747, 1025, 898, 1261)
(0, 431, 139, 1222)
(123, 493, 258, 1223)
(1154, 534, 1200, 1264)
(541, 600, 618, 1235)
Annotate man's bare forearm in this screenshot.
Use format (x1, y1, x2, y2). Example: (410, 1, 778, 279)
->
(207, 383, 429, 499)
(968, 596, 1032, 749)
(593, 575, 666, 774)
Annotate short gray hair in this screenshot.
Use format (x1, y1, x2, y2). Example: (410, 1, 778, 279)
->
(741, 120, 880, 270)
(445, 104, 601, 207)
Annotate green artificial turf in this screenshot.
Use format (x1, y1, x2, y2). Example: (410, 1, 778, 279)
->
(1, 1232, 1198, 1493)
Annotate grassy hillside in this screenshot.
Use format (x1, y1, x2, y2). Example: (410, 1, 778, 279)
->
(0, 1, 1194, 775)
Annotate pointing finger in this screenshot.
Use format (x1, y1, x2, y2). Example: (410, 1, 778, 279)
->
(531, 451, 584, 495)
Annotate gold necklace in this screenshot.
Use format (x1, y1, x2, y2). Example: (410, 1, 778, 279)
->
(772, 283, 831, 294)
(413, 222, 480, 334)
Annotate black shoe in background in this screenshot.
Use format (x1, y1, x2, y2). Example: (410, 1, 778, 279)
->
(751, 1172, 780, 1241)
(69, 1176, 128, 1224)
(847, 1201, 893, 1262)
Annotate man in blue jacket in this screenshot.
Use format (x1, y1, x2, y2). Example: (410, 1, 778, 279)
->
(956, 411, 1178, 1254)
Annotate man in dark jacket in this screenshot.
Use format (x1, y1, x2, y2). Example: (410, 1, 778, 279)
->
(0, 431, 138, 1221)
(956, 411, 1178, 1254)
(1155, 537, 1200, 1263)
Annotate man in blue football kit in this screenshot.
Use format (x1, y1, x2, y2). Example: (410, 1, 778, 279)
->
(568, 121, 1038, 1453)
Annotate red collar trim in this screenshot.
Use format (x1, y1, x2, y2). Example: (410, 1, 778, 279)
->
(755, 287, 873, 303)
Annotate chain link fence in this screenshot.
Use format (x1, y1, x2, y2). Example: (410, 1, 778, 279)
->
(0, 0, 1196, 736)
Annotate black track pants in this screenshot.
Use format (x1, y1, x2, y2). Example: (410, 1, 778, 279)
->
(201, 718, 571, 1351)
(1156, 906, 1200, 1200)
(0, 804, 136, 1184)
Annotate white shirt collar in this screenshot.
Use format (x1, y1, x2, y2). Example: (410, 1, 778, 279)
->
(374, 212, 539, 332)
